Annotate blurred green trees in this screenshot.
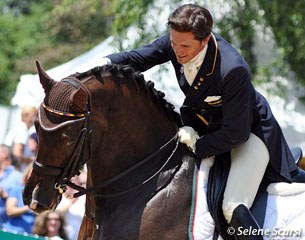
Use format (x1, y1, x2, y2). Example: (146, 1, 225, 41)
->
(0, 0, 304, 105)
(257, 0, 305, 86)
(0, 0, 111, 104)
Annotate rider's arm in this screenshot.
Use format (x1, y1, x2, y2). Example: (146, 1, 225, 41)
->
(105, 34, 172, 72)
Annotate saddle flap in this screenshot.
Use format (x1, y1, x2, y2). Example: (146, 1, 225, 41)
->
(207, 152, 234, 240)
(206, 152, 268, 240)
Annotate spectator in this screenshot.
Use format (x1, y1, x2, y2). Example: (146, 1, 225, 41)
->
(56, 170, 86, 240)
(4, 106, 37, 172)
(2, 164, 36, 234)
(0, 144, 22, 226)
(33, 210, 68, 240)
(27, 132, 38, 159)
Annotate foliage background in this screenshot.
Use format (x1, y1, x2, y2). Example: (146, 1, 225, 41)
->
(0, 0, 304, 105)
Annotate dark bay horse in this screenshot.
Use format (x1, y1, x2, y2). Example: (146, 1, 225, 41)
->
(23, 62, 197, 239)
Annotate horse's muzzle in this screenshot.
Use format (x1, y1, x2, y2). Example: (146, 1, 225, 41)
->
(28, 185, 62, 214)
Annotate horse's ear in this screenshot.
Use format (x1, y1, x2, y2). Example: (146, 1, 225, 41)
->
(36, 60, 56, 93)
(71, 87, 87, 111)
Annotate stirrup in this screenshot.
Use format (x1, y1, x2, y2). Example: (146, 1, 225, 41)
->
(230, 204, 263, 240)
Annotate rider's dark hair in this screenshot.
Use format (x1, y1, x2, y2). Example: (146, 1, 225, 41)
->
(167, 4, 213, 41)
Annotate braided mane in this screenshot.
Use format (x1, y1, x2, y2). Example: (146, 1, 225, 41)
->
(75, 64, 181, 125)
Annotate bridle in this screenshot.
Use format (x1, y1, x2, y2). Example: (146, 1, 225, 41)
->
(33, 77, 181, 199)
(33, 77, 92, 194)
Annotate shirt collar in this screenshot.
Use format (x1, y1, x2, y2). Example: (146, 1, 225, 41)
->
(184, 44, 208, 69)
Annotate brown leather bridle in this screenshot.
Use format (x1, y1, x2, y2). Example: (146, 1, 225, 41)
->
(33, 77, 92, 195)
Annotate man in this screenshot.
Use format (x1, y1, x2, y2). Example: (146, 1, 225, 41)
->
(102, 4, 305, 239)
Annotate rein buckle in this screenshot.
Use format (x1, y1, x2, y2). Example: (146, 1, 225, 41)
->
(54, 183, 65, 194)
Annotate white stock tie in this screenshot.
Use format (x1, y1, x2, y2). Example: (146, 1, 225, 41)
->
(183, 62, 198, 86)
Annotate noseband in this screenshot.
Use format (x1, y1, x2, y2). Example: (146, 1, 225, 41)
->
(33, 77, 92, 194)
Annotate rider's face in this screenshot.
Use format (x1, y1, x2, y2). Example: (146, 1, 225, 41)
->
(170, 29, 209, 65)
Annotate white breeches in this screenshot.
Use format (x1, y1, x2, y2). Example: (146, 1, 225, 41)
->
(222, 133, 269, 223)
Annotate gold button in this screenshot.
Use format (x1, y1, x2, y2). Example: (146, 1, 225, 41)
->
(200, 77, 204, 82)
(194, 86, 198, 90)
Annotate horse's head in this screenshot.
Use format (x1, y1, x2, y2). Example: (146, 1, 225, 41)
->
(23, 61, 91, 213)
(23, 61, 180, 214)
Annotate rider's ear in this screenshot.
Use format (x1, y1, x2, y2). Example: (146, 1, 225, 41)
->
(36, 60, 56, 94)
(71, 87, 87, 111)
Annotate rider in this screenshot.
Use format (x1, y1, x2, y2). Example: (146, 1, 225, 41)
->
(101, 3, 305, 239)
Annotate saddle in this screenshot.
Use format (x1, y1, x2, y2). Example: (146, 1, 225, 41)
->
(206, 147, 304, 240)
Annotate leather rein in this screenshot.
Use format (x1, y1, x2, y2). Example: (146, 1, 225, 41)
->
(33, 77, 180, 199)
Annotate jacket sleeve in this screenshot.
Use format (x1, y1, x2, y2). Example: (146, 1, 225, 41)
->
(106, 35, 172, 72)
(195, 66, 253, 158)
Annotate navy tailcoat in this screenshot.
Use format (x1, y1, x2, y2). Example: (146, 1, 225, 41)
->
(107, 32, 297, 183)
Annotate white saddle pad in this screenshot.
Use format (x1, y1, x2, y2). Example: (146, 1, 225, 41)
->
(191, 158, 305, 240)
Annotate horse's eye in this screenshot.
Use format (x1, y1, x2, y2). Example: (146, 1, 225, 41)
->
(62, 133, 76, 146)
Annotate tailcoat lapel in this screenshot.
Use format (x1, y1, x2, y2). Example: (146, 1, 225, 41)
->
(178, 66, 191, 94)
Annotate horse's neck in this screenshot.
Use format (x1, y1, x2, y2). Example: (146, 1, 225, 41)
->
(91, 112, 177, 167)
(87, 75, 180, 224)
(89, 97, 178, 181)
(89, 117, 179, 232)
(90, 80, 178, 166)
(89, 105, 177, 195)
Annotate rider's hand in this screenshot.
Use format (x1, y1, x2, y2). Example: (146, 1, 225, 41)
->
(101, 57, 111, 66)
(178, 126, 199, 153)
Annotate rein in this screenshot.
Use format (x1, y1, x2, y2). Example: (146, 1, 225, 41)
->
(73, 133, 180, 198)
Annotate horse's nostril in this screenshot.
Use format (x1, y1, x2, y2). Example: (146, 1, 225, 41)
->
(29, 200, 51, 214)
(29, 200, 39, 210)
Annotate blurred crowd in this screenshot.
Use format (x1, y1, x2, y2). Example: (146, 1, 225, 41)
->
(0, 105, 86, 240)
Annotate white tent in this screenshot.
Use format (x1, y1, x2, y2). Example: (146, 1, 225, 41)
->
(10, 37, 305, 153)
